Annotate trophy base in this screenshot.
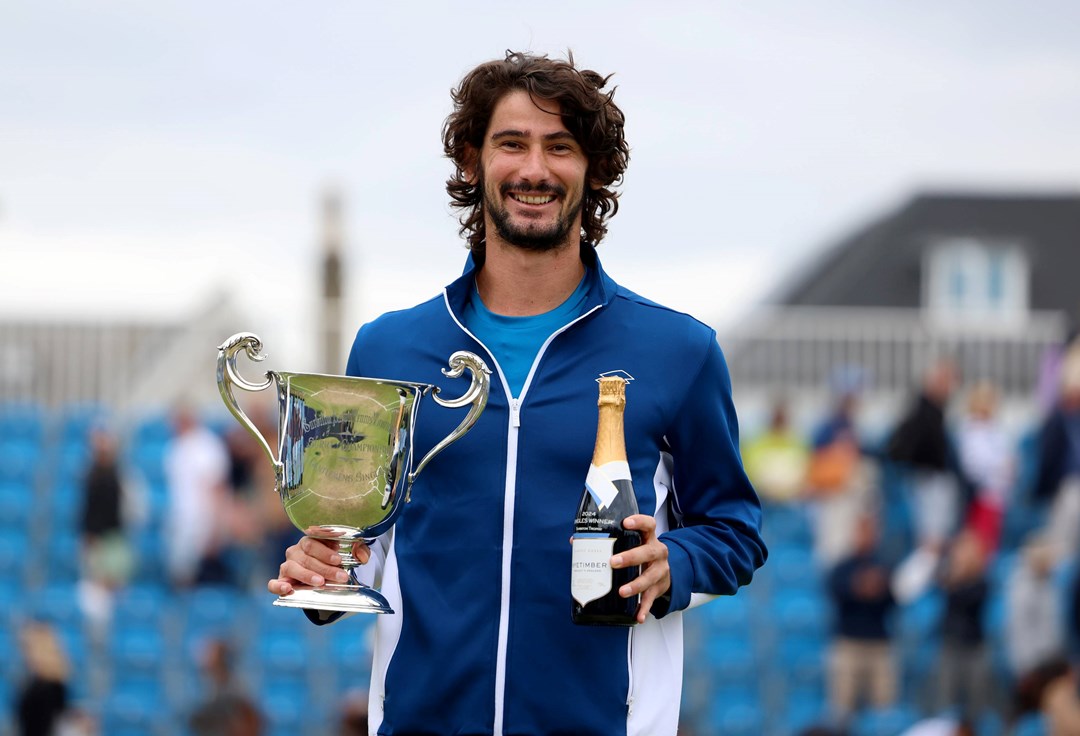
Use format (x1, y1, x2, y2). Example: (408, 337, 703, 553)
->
(274, 584, 394, 614)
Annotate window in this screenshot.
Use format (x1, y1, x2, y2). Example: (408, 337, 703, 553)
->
(923, 237, 1029, 325)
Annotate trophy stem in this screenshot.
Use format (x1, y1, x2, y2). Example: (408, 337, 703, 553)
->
(338, 540, 361, 573)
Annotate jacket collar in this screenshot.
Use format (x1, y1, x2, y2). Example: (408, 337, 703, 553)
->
(444, 242, 615, 320)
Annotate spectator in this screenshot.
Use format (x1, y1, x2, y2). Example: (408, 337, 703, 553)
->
(935, 529, 993, 719)
(886, 358, 961, 549)
(742, 397, 810, 505)
(805, 381, 877, 568)
(1011, 657, 1080, 736)
(338, 688, 369, 736)
(189, 638, 263, 736)
(1033, 340, 1080, 562)
(77, 425, 136, 637)
(1006, 535, 1067, 679)
(955, 380, 1013, 554)
(164, 404, 232, 588)
(826, 513, 898, 720)
(15, 621, 70, 736)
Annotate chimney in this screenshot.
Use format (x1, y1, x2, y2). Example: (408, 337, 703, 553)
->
(320, 187, 344, 374)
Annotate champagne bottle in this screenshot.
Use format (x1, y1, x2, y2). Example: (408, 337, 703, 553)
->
(571, 374, 642, 626)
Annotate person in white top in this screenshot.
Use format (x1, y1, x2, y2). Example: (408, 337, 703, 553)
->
(955, 380, 1014, 552)
(164, 405, 231, 588)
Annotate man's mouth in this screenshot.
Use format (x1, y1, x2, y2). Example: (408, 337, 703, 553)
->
(507, 192, 557, 206)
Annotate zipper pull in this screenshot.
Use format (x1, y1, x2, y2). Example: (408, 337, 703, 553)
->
(511, 399, 522, 428)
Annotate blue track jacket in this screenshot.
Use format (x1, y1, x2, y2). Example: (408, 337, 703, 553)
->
(338, 245, 766, 736)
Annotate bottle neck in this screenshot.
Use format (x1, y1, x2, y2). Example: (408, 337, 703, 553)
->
(592, 399, 627, 466)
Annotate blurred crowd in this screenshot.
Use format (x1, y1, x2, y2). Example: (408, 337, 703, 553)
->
(7, 335, 1080, 735)
(4, 397, 368, 736)
(742, 337, 1080, 735)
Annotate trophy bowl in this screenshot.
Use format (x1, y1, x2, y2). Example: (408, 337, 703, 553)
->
(216, 332, 490, 614)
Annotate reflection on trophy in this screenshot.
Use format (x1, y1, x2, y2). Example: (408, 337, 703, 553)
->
(216, 332, 490, 614)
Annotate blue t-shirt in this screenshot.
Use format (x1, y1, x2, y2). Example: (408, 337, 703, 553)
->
(463, 272, 590, 397)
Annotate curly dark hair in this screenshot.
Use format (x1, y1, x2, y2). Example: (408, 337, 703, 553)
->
(442, 51, 630, 257)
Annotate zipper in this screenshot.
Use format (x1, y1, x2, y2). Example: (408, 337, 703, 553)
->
(443, 291, 603, 735)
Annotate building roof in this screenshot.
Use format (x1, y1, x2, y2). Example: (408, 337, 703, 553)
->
(775, 192, 1080, 325)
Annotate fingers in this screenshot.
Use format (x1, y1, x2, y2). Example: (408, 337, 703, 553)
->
(267, 536, 369, 595)
(611, 529, 671, 624)
(622, 514, 656, 538)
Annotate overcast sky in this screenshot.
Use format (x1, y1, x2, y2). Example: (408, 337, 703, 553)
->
(2, 1, 1079, 365)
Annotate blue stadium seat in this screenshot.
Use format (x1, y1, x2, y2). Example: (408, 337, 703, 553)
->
(128, 527, 167, 583)
(851, 704, 920, 736)
(778, 637, 827, 699)
(761, 503, 814, 549)
(109, 623, 168, 675)
(0, 480, 34, 528)
(132, 414, 174, 446)
(112, 583, 172, 628)
(0, 526, 30, 567)
(43, 480, 83, 530)
(54, 441, 92, 486)
(178, 586, 252, 661)
(703, 633, 758, 687)
(101, 678, 166, 735)
(771, 589, 831, 643)
(0, 438, 44, 484)
(703, 591, 751, 633)
(767, 543, 825, 592)
(28, 583, 84, 630)
(896, 591, 943, 646)
(56, 403, 109, 444)
(780, 692, 831, 736)
(0, 402, 47, 444)
(259, 677, 315, 734)
(128, 440, 169, 488)
(708, 699, 765, 736)
(252, 628, 308, 675)
(1013, 712, 1049, 736)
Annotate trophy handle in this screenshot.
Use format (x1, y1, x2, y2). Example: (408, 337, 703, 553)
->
(216, 332, 278, 467)
(408, 351, 491, 485)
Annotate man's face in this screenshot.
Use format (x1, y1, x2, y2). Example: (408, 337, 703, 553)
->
(476, 89, 589, 252)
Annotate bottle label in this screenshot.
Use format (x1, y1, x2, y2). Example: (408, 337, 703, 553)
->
(571, 534, 616, 606)
(584, 461, 631, 510)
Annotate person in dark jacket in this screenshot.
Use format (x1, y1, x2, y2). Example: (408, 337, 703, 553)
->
(935, 529, 992, 719)
(827, 512, 898, 720)
(886, 359, 962, 549)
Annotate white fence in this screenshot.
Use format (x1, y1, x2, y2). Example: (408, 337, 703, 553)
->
(720, 306, 1067, 398)
(0, 306, 1068, 431)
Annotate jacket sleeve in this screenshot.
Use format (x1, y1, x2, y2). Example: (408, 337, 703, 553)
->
(655, 337, 767, 616)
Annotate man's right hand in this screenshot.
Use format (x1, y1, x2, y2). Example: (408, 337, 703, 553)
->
(267, 532, 371, 596)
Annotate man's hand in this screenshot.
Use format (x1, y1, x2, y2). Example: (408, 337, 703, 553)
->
(611, 514, 671, 624)
(267, 528, 371, 596)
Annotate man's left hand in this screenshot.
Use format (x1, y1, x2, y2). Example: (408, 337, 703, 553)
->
(612, 514, 671, 624)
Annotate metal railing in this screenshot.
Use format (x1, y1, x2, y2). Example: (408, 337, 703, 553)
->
(719, 306, 1067, 398)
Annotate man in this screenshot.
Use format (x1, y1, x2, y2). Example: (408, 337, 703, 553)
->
(270, 51, 766, 736)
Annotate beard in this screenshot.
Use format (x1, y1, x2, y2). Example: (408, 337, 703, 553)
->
(483, 177, 584, 252)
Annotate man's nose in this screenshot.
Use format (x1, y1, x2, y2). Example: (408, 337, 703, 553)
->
(518, 145, 550, 183)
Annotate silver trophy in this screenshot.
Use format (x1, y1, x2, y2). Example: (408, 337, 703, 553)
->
(216, 332, 490, 614)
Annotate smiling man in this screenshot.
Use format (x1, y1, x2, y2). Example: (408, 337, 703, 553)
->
(269, 51, 766, 736)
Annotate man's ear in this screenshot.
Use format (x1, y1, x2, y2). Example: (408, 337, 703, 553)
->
(463, 145, 479, 185)
(588, 176, 604, 191)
